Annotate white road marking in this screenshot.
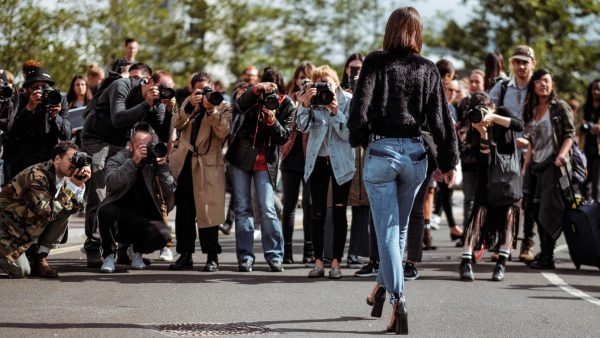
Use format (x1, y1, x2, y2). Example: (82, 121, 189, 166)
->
(541, 272, 600, 307)
(48, 245, 83, 256)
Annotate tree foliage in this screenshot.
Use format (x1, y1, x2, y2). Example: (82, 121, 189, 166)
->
(425, 0, 600, 97)
(0, 0, 388, 89)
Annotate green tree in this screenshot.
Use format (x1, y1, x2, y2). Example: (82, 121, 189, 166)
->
(0, 0, 93, 90)
(425, 0, 600, 97)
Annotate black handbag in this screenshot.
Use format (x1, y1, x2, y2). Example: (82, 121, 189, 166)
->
(486, 132, 523, 207)
(225, 135, 260, 172)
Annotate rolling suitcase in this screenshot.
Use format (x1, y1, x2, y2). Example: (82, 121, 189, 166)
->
(562, 200, 600, 270)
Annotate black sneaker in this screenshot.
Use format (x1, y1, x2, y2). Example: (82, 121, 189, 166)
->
(354, 261, 379, 277)
(403, 261, 420, 281)
(86, 251, 103, 268)
(459, 262, 475, 281)
(492, 264, 505, 281)
(238, 259, 253, 272)
(347, 255, 362, 268)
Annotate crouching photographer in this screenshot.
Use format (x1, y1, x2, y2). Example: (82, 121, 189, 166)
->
(80, 63, 174, 267)
(169, 72, 232, 272)
(225, 67, 294, 272)
(459, 92, 524, 282)
(98, 125, 175, 273)
(0, 141, 90, 278)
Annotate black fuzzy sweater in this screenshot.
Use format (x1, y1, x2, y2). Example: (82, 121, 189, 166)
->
(347, 48, 459, 172)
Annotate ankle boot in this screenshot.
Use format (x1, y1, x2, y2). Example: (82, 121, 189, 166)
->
(31, 252, 59, 278)
(422, 228, 437, 250)
(529, 253, 555, 270)
(203, 253, 218, 272)
(283, 243, 294, 264)
(519, 239, 535, 262)
(169, 252, 193, 270)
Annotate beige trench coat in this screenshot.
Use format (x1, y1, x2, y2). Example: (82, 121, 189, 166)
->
(169, 99, 232, 228)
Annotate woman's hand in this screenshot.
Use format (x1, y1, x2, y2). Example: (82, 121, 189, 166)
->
(302, 87, 317, 108)
(326, 95, 338, 116)
(262, 107, 276, 125)
(472, 121, 487, 137)
(189, 90, 203, 107)
(254, 82, 278, 94)
(555, 153, 568, 167)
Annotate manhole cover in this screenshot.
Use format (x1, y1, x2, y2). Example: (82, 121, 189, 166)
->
(155, 322, 279, 337)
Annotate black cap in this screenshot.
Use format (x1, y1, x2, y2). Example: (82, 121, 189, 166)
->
(23, 67, 55, 87)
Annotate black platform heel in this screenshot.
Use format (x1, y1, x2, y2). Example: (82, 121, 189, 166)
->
(386, 297, 408, 335)
(367, 286, 386, 317)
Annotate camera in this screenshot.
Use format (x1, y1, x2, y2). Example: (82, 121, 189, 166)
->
(310, 82, 334, 106)
(581, 122, 595, 133)
(301, 79, 311, 92)
(467, 105, 489, 123)
(349, 66, 360, 90)
(41, 88, 62, 108)
(145, 142, 168, 166)
(197, 86, 224, 106)
(262, 91, 280, 110)
(0, 82, 13, 101)
(158, 84, 175, 100)
(71, 151, 92, 179)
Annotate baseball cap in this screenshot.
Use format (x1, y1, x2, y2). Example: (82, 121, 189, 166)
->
(510, 45, 535, 62)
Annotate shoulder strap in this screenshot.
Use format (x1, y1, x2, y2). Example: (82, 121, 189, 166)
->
(498, 79, 509, 107)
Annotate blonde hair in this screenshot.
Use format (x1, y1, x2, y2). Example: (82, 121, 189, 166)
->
(312, 65, 340, 86)
(87, 63, 104, 78)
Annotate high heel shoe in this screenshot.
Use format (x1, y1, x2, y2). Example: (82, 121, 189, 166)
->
(449, 226, 464, 241)
(386, 298, 408, 335)
(366, 286, 386, 317)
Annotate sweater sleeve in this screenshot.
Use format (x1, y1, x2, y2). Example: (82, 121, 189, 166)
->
(348, 53, 377, 148)
(109, 81, 151, 129)
(424, 66, 459, 173)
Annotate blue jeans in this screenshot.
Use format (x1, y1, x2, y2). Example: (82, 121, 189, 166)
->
(230, 165, 284, 263)
(363, 137, 427, 302)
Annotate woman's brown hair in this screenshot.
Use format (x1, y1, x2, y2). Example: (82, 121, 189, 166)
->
(383, 7, 423, 54)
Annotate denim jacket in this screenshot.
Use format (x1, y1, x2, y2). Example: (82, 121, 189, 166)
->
(296, 88, 355, 185)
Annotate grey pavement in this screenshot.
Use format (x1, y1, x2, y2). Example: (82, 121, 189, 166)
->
(1, 191, 600, 337)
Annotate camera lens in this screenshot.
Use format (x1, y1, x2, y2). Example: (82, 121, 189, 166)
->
(0, 85, 12, 99)
(202, 86, 224, 105)
(263, 93, 279, 110)
(42, 89, 62, 106)
(468, 107, 483, 123)
(159, 85, 175, 100)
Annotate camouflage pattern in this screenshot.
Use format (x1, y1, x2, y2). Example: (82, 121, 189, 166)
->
(0, 161, 84, 263)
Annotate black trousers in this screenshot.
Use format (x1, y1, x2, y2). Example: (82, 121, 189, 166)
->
(309, 156, 351, 261)
(434, 181, 457, 228)
(281, 169, 313, 256)
(98, 203, 171, 258)
(405, 172, 433, 262)
(174, 155, 222, 255)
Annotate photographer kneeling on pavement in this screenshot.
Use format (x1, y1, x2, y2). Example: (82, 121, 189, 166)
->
(98, 125, 175, 273)
(0, 141, 90, 278)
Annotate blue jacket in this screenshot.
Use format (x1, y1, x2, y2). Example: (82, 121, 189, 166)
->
(296, 88, 355, 185)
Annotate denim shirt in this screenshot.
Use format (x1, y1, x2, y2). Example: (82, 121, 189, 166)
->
(296, 88, 355, 185)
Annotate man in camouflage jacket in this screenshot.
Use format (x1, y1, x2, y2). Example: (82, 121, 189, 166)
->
(0, 141, 90, 278)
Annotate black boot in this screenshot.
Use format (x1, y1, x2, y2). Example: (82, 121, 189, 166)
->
(169, 252, 193, 270)
(529, 253, 555, 270)
(283, 243, 294, 264)
(203, 253, 218, 272)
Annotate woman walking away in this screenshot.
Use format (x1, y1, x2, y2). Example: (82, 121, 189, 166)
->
(348, 7, 459, 334)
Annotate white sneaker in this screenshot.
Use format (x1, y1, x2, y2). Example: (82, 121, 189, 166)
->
(158, 247, 173, 261)
(128, 246, 146, 270)
(100, 254, 115, 273)
(430, 215, 441, 230)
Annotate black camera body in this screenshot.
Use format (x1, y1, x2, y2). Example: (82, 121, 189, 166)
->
(0, 82, 13, 102)
(197, 86, 224, 106)
(467, 105, 489, 123)
(310, 82, 334, 106)
(41, 88, 62, 108)
(145, 142, 168, 166)
(262, 91, 280, 110)
(71, 151, 92, 179)
(158, 84, 175, 100)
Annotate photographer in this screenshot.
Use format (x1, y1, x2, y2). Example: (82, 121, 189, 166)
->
(169, 72, 232, 272)
(98, 126, 175, 273)
(225, 67, 294, 272)
(459, 92, 523, 282)
(80, 63, 173, 267)
(580, 79, 600, 201)
(3, 63, 70, 181)
(0, 141, 90, 278)
(296, 65, 355, 279)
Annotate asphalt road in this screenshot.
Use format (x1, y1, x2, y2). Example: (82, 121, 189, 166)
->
(1, 192, 600, 337)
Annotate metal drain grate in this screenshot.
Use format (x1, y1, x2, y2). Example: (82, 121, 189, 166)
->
(154, 322, 279, 337)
